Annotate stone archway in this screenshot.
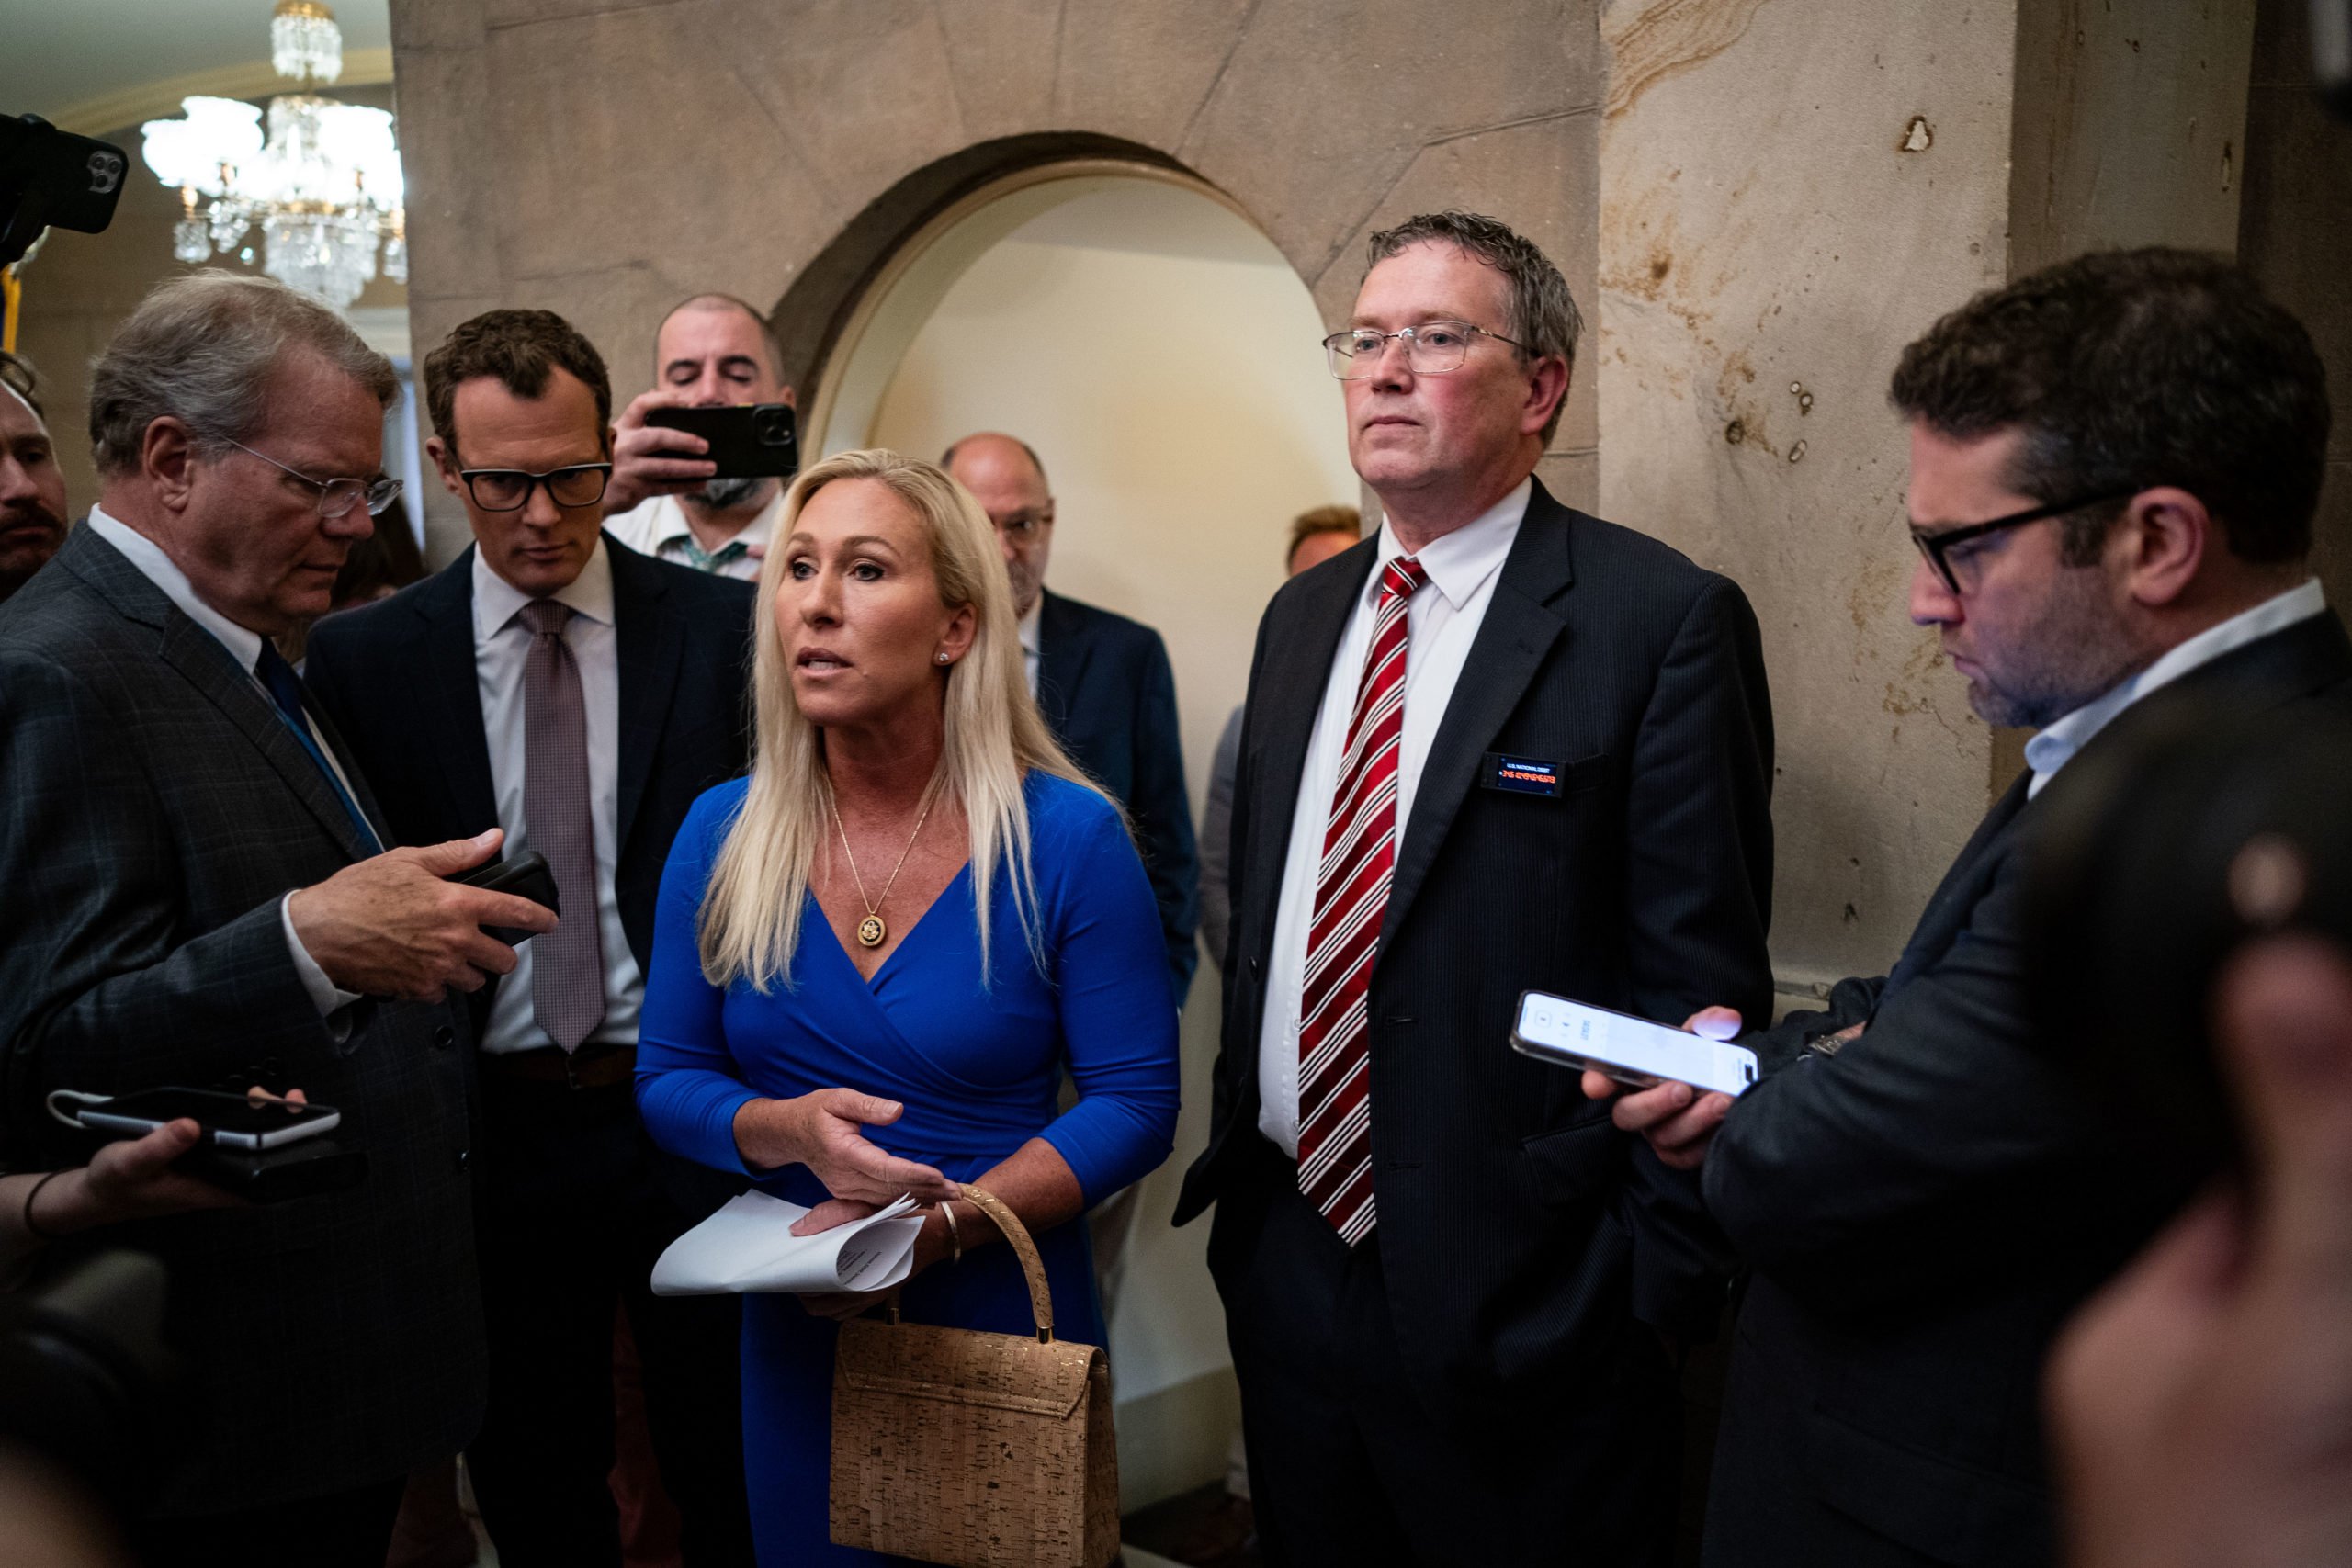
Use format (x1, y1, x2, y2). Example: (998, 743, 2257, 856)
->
(393, 1, 1603, 564)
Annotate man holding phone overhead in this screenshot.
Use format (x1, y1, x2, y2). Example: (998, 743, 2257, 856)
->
(603, 292, 797, 580)
(1594, 251, 2352, 1568)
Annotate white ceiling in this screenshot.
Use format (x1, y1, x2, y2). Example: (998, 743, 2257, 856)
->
(0, 0, 390, 128)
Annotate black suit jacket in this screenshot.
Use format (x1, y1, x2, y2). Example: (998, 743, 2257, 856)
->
(1702, 610, 2352, 1568)
(303, 536, 754, 1026)
(1176, 479, 1776, 1411)
(1035, 588, 1200, 1003)
(0, 525, 484, 1515)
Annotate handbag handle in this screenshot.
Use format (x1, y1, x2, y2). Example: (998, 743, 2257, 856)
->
(957, 1182, 1056, 1344)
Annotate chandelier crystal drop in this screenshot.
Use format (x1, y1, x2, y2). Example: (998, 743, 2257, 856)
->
(141, 2, 403, 310)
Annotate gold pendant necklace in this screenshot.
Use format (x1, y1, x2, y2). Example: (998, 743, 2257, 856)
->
(829, 785, 935, 950)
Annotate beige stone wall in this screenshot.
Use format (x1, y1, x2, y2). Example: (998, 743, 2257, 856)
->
(2241, 0, 2352, 615)
(1593, 0, 2258, 991)
(1595, 0, 2016, 993)
(390, 0, 1605, 558)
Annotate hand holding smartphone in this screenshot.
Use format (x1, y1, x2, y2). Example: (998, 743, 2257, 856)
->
(75, 1087, 342, 1151)
(1510, 990, 1758, 1098)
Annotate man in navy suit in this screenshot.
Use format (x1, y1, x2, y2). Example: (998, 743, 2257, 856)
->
(306, 310, 755, 1567)
(944, 433, 1199, 1005)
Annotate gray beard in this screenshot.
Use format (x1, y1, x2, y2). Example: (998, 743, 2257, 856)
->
(696, 475, 765, 511)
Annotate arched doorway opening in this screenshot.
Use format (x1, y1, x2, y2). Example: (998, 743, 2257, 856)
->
(797, 161, 1357, 1511)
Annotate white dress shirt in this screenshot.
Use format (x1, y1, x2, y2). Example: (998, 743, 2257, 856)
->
(470, 542, 645, 1052)
(603, 488, 781, 581)
(2024, 578, 2329, 797)
(85, 509, 362, 1021)
(1255, 479, 1531, 1156)
(1018, 598, 1043, 698)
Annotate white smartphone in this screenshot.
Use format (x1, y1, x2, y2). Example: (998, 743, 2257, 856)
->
(1510, 990, 1759, 1098)
(75, 1087, 343, 1151)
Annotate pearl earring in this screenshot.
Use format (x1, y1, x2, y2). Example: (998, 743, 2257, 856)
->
(937, 653, 950, 664)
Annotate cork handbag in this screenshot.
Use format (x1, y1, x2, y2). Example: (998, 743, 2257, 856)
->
(829, 1183, 1119, 1568)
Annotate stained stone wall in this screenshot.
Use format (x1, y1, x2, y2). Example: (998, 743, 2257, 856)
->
(390, 0, 1605, 568)
(1594, 0, 2258, 993)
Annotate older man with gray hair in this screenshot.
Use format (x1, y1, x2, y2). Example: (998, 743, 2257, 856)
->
(0, 270, 553, 1566)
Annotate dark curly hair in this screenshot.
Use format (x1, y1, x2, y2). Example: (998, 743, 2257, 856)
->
(424, 308, 612, 459)
(1889, 248, 2329, 566)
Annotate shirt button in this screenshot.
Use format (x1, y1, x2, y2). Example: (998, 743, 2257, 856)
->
(433, 1024, 456, 1050)
(454, 1149, 471, 1175)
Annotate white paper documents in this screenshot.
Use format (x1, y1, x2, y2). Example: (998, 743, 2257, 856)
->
(650, 1190, 926, 1296)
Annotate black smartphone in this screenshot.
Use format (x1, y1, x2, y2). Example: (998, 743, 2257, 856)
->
(451, 850, 560, 946)
(174, 1137, 368, 1203)
(645, 403, 799, 479)
(76, 1087, 342, 1151)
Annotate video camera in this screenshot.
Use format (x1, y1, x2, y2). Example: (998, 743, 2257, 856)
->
(0, 114, 130, 272)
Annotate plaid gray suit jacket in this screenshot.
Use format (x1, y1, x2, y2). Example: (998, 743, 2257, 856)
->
(0, 524, 485, 1517)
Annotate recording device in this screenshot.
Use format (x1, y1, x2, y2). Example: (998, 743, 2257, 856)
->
(451, 849, 561, 945)
(0, 114, 129, 271)
(73, 1087, 340, 1150)
(1510, 990, 1760, 1098)
(2028, 700, 2352, 1179)
(646, 403, 800, 479)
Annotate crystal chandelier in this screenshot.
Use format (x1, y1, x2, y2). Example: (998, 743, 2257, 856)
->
(140, 1, 406, 310)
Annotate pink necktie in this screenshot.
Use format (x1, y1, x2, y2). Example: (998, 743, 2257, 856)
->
(521, 600, 605, 1053)
(1296, 555, 1425, 1243)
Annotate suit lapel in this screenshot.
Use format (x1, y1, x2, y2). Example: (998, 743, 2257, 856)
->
(64, 528, 377, 863)
(1034, 590, 1091, 736)
(1381, 484, 1573, 951)
(414, 552, 498, 833)
(1883, 772, 2032, 995)
(609, 539, 681, 852)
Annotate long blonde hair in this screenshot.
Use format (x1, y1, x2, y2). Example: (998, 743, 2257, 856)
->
(696, 448, 1105, 990)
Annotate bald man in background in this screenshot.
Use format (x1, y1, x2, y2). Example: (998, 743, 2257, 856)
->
(946, 432, 1200, 1321)
(944, 433, 1200, 1005)
(0, 351, 70, 602)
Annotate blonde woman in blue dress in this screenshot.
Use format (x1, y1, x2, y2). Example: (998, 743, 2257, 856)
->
(635, 447, 1181, 1565)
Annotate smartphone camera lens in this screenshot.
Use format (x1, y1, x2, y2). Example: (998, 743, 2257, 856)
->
(754, 407, 790, 446)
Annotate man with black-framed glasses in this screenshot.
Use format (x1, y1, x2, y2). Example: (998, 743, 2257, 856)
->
(306, 309, 755, 1567)
(1592, 249, 2349, 1568)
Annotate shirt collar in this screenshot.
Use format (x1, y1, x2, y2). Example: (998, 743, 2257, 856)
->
(1018, 597, 1043, 659)
(1368, 477, 1531, 612)
(643, 486, 786, 554)
(2024, 577, 2329, 795)
(472, 535, 616, 641)
(85, 506, 265, 674)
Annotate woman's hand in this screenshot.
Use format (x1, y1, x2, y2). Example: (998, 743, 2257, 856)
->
(730, 1089, 959, 1205)
(791, 1196, 957, 1321)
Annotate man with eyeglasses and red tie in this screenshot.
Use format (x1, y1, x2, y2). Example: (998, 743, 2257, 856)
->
(1590, 250, 2349, 1568)
(306, 309, 757, 1567)
(1174, 211, 1775, 1565)
(0, 272, 560, 1565)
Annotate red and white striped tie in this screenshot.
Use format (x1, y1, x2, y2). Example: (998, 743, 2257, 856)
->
(1296, 554, 1426, 1244)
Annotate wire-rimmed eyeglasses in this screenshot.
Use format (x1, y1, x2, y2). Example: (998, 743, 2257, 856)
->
(226, 438, 404, 519)
(1322, 320, 1532, 380)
